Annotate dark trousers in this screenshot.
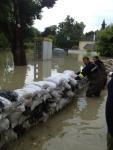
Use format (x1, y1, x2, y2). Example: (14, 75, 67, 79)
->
(86, 80, 102, 97)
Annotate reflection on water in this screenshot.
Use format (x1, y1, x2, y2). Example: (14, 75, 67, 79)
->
(0, 50, 107, 150)
(0, 50, 98, 90)
(0, 50, 92, 90)
(34, 60, 52, 80)
(0, 50, 84, 90)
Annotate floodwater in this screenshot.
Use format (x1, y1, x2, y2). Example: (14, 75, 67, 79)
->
(0, 50, 107, 150)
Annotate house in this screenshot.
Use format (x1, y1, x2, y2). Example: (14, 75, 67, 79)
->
(79, 32, 95, 50)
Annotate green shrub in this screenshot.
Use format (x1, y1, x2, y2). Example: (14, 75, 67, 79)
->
(95, 25, 113, 57)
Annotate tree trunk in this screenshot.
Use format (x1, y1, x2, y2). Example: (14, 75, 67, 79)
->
(12, 0, 27, 66)
(12, 46, 27, 66)
(12, 26, 27, 66)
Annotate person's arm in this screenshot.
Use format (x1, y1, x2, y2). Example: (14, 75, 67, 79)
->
(106, 77, 113, 137)
(81, 64, 92, 76)
(75, 66, 89, 80)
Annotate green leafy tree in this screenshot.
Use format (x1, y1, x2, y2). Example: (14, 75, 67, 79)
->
(56, 15, 85, 49)
(0, 32, 9, 49)
(41, 25, 57, 46)
(83, 31, 95, 41)
(96, 24, 113, 56)
(41, 25, 57, 37)
(0, 0, 57, 66)
(25, 27, 40, 42)
(24, 27, 41, 49)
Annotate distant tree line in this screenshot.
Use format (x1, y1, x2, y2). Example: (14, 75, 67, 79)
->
(41, 15, 85, 49)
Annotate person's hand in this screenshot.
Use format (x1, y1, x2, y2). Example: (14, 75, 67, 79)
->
(75, 75, 81, 80)
(75, 71, 80, 75)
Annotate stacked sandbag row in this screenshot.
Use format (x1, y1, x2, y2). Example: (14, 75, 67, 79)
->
(103, 59, 113, 73)
(0, 70, 87, 148)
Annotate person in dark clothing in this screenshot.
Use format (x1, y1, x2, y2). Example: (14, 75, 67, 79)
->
(93, 56, 107, 89)
(106, 73, 113, 150)
(76, 56, 102, 97)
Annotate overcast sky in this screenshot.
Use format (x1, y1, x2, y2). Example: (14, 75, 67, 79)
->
(33, 0, 113, 33)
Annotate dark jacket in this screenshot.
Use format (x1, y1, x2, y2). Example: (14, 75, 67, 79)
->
(106, 73, 113, 137)
(95, 60, 107, 76)
(95, 60, 103, 68)
(81, 62, 98, 80)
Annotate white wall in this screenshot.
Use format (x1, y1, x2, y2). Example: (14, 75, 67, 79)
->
(43, 40, 52, 60)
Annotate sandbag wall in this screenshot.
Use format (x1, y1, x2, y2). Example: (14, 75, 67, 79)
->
(103, 59, 113, 73)
(0, 70, 87, 148)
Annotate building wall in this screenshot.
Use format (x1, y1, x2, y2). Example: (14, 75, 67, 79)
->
(79, 41, 95, 50)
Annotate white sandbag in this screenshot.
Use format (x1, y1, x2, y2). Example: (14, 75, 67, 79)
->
(0, 118, 9, 132)
(41, 93, 52, 102)
(69, 78, 78, 86)
(24, 84, 42, 92)
(31, 98, 43, 110)
(63, 71, 78, 87)
(14, 89, 33, 101)
(44, 73, 62, 85)
(20, 84, 47, 98)
(42, 112, 49, 122)
(63, 74, 78, 88)
(3, 129, 17, 141)
(23, 86, 41, 96)
(30, 81, 57, 90)
(22, 120, 31, 129)
(8, 104, 25, 128)
(0, 96, 12, 107)
(18, 115, 29, 126)
(15, 87, 43, 105)
(66, 91, 75, 97)
(31, 92, 52, 110)
(9, 111, 24, 128)
(0, 113, 8, 120)
(56, 98, 69, 111)
(48, 102, 57, 115)
(50, 90, 62, 98)
(63, 70, 77, 78)
(61, 80, 71, 89)
(0, 96, 12, 112)
(59, 73, 77, 83)
(44, 73, 70, 85)
(16, 103, 25, 112)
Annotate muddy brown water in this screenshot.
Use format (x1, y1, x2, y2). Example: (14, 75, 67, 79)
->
(0, 50, 107, 150)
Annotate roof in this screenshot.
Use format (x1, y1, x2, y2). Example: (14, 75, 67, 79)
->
(83, 43, 95, 49)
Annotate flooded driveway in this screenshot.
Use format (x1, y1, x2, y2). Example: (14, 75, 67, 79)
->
(0, 50, 107, 150)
